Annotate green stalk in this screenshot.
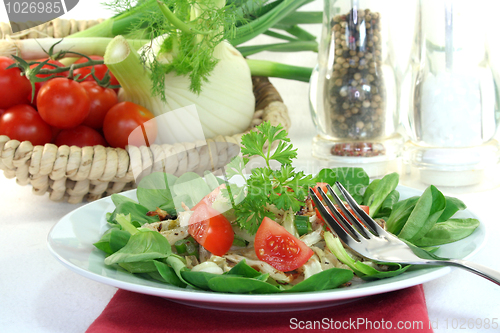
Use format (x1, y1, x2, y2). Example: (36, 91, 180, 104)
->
(278, 11, 323, 25)
(0, 37, 147, 60)
(237, 40, 318, 57)
(230, 0, 311, 46)
(282, 25, 317, 41)
(156, 0, 214, 35)
(263, 30, 298, 42)
(115, 214, 139, 235)
(104, 36, 159, 111)
(68, 0, 157, 38)
(246, 59, 312, 82)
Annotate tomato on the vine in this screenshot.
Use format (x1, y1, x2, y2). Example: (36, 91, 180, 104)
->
(28, 58, 68, 105)
(102, 102, 157, 149)
(188, 201, 234, 256)
(254, 217, 313, 272)
(37, 77, 90, 129)
(54, 125, 107, 147)
(80, 81, 118, 129)
(0, 104, 52, 146)
(0, 57, 32, 109)
(73, 56, 119, 86)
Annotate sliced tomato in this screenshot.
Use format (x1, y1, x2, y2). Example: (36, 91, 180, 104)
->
(188, 201, 234, 256)
(254, 217, 313, 272)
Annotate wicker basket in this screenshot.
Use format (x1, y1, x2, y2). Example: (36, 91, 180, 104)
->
(0, 19, 290, 203)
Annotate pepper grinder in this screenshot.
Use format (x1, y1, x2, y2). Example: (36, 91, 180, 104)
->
(309, 0, 403, 177)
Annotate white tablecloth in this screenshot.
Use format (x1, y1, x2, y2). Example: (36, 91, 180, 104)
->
(1, 1, 499, 332)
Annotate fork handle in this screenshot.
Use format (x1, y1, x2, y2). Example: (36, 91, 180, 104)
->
(441, 259, 500, 286)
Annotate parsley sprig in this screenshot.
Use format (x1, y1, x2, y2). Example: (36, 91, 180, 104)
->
(227, 122, 315, 234)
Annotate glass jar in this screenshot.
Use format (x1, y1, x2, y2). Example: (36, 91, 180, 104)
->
(400, 0, 500, 188)
(309, 0, 403, 176)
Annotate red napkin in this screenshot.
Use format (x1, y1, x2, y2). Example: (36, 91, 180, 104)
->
(86, 285, 433, 333)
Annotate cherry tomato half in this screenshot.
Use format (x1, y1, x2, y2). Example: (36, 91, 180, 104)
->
(54, 125, 107, 147)
(188, 201, 234, 256)
(0, 56, 32, 109)
(73, 56, 119, 86)
(80, 81, 118, 129)
(0, 104, 52, 145)
(37, 78, 90, 129)
(254, 217, 313, 272)
(102, 101, 157, 149)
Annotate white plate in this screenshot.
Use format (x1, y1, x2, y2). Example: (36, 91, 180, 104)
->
(47, 186, 486, 312)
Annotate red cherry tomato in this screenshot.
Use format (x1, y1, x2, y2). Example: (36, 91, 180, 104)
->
(54, 125, 107, 147)
(0, 104, 52, 145)
(50, 126, 62, 143)
(102, 101, 157, 149)
(73, 56, 119, 86)
(254, 217, 314, 272)
(188, 201, 234, 256)
(37, 78, 90, 129)
(80, 81, 118, 129)
(28, 58, 68, 105)
(0, 56, 32, 109)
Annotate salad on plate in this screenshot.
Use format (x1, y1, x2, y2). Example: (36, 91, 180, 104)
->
(93, 122, 480, 294)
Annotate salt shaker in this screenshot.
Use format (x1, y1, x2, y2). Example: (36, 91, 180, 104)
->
(309, 0, 403, 176)
(400, 0, 500, 188)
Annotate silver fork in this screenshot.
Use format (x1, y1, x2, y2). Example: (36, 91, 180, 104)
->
(309, 182, 500, 286)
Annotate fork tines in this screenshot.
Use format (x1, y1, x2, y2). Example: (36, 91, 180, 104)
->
(309, 182, 382, 244)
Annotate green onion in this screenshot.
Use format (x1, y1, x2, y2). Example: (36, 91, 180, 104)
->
(294, 215, 310, 236)
(277, 11, 323, 25)
(185, 240, 198, 257)
(174, 237, 199, 257)
(237, 40, 318, 57)
(174, 239, 188, 254)
(246, 59, 313, 82)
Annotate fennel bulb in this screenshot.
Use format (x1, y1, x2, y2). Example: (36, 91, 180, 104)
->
(104, 35, 255, 143)
(147, 39, 255, 139)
